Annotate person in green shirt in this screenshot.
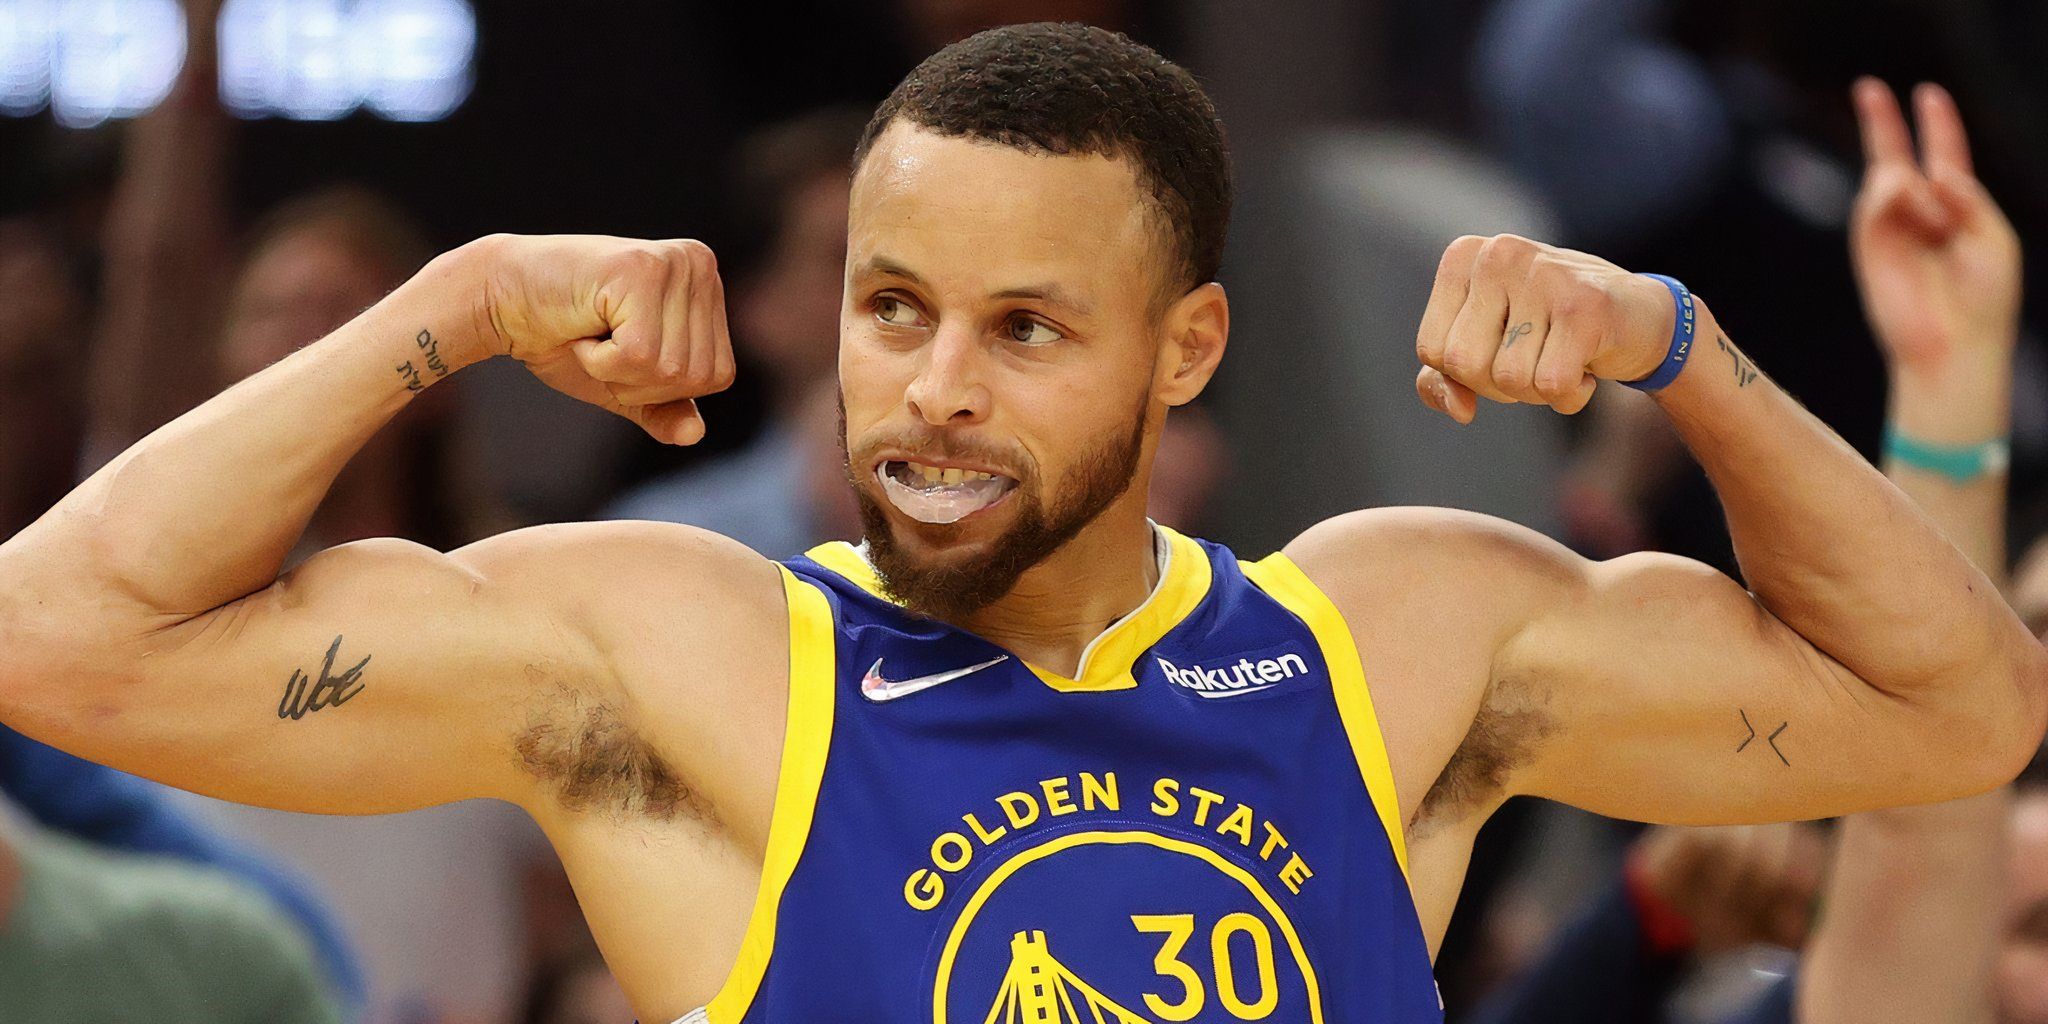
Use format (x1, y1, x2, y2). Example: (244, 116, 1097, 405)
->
(0, 819, 341, 1024)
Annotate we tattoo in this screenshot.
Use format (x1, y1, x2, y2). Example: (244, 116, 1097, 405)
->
(1503, 321, 1534, 349)
(1735, 708, 1790, 766)
(1714, 335, 1758, 388)
(278, 636, 370, 721)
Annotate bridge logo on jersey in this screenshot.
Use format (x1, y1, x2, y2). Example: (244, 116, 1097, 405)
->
(987, 930, 1158, 1023)
(930, 830, 1326, 1024)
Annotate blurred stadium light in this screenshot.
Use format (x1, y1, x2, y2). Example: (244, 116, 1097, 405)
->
(0, 0, 474, 126)
(221, 0, 475, 121)
(0, 0, 185, 127)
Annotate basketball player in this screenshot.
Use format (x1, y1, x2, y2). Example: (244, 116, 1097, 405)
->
(0, 24, 2040, 1024)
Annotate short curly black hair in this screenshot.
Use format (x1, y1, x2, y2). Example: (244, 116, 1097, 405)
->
(855, 22, 1232, 294)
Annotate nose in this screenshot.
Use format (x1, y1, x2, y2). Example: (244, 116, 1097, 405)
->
(904, 324, 990, 426)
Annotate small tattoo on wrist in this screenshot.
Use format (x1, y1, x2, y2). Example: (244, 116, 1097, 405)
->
(416, 329, 449, 378)
(395, 330, 449, 394)
(1715, 335, 1758, 388)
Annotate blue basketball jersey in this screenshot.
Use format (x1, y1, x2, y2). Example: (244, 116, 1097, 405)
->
(695, 526, 1441, 1023)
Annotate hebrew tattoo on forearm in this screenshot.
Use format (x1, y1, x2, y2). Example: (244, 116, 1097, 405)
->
(278, 635, 370, 721)
(394, 329, 450, 394)
(1714, 334, 1758, 388)
(1735, 708, 1790, 766)
(1503, 321, 1534, 350)
(415, 329, 449, 378)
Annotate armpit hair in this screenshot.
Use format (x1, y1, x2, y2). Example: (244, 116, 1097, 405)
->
(1415, 673, 1555, 835)
(514, 677, 714, 825)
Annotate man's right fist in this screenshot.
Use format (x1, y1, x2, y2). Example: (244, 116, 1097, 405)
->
(463, 234, 736, 445)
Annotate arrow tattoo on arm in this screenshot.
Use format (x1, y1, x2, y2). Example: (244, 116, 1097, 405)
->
(1735, 708, 1790, 766)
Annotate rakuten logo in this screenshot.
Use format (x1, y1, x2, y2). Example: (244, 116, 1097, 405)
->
(1155, 652, 1310, 698)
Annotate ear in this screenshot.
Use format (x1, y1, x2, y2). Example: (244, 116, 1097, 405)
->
(1153, 282, 1229, 406)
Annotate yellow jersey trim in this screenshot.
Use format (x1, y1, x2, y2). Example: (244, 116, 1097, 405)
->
(930, 829, 1326, 1023)
(799, 526, 1214, 694)
(1240, 553, 1409, 879)
(703, 566, 837, 1023)
(804, 540, 885, 600)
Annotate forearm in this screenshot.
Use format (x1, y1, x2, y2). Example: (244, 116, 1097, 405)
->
(86, 0, 234, 454)
(1881, 353, 2011, 573)
(1, 245, 489, 667)
(1800, 789, 2005, 1024)
(1795, 341, 2012, 1024)
(1654, 301, 2041, 731)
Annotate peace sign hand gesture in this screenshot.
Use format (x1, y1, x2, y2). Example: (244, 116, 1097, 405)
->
(1850, 79, 2022, 381)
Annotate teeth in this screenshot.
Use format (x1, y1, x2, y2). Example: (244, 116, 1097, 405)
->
(891, 461, 1008, 490)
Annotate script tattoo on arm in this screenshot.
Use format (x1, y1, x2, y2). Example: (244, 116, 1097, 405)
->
(393, 330, 451, 394)
(278, 635, 370, 721)
(1735, 708, 1791, 766)
(1714, 334, 1759, 388)
(415, 329, 450, 379)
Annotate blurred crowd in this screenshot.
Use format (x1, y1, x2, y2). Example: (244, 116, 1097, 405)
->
(2, 0, 2047, 1022)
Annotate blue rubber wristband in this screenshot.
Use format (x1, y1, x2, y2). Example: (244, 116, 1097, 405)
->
(1622, 273, 1697, 392)
(1883, 427, 2010, 482)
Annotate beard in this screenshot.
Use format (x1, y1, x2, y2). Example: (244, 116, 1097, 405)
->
(843, 396, 1148, 621)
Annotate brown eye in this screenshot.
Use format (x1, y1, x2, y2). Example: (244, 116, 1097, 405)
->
(875, 296, 921, 327)
(1005, 316, 1061, 345)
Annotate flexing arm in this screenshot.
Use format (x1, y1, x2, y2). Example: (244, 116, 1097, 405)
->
(1795, 78, 2023, 1024)
(0, 234, 769, 815)
(1292, 93, 2043, 832)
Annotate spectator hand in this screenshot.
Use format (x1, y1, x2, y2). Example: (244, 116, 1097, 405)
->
(1849, 79, 2021, 379)
(1631, 823, 1828, 955)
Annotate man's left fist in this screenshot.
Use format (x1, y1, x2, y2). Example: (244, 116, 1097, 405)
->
(1414, 234, 1678, 423)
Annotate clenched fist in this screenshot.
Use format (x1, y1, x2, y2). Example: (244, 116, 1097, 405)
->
(1414, 235, 1685, 423)
(456, 234, 736, 445)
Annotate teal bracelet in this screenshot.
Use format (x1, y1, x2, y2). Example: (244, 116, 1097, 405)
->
(1883, 427, 2010, 482)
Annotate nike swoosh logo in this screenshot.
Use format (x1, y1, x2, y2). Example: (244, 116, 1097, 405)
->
(860, 655, 1010, 703)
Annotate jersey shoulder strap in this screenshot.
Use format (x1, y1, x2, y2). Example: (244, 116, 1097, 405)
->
(1241, 551, 1408, 876)
(702, 565, 836, 1020)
